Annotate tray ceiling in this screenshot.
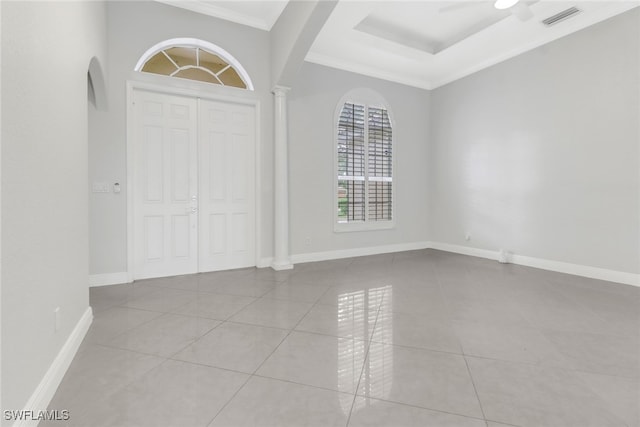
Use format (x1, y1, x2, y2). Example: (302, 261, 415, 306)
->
(155, 0, 640, 89)
(306, 1, 639, 89)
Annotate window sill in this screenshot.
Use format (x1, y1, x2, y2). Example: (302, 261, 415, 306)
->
(334, 221, 395, 233)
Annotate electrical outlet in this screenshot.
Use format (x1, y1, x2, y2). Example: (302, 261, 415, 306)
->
(304, 237, 311, 246)
(465, 233, 471, 241)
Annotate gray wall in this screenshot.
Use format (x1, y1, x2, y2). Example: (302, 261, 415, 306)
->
(1, 0, 107, 416)
(288, 63, 431, 256)
(429, 9, 640, 274)
(90, 1, 274, 275)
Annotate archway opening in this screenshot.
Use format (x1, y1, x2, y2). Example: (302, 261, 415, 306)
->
(88, 56, 107, 111)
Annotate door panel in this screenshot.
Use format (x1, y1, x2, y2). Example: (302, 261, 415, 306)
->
(209, 131, 227, 201)
(133, 90, 198, 279)
(144, 128, 163, 201)
(144, 216, 164, 260)
(232, 213, 248, 252)
(198, 100, 256, 272)
(171, 130, 191, 201)
(209, 214, 226, 255)
(232, 134, 248, 200)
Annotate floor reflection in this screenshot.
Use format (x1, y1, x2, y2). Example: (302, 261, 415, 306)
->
(338, 285, 393, 413)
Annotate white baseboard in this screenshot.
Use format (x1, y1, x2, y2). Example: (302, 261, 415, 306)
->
(291, 241, 431, 264)
(256, 257, 273, 269)
(89, 243, 638, 287)
(271, 262, 294, 271)
(510, 253, 639, 287)
(429, 242, 497, 262)
(89, 272, 130, 287)
(13, 307, 93, 427)
(429, 241, 639, 287)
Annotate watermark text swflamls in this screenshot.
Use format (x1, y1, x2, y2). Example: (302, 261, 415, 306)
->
(4, 410, 70, 422)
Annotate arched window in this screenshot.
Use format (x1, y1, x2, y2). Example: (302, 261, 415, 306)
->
(135, 38, 253, 90)
(335, 89, 394, 231)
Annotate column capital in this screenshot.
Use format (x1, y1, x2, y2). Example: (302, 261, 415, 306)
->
(272, 85, 291, 96)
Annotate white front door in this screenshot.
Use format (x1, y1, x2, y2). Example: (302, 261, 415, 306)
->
(198, 100, 256, 272)
(132, 89, 255, 280)
(133, 90, 198, 279)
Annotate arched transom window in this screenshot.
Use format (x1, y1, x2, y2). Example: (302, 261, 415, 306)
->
(135, 38, 253, 90)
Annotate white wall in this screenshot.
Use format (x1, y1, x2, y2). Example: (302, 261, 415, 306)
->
(288, 63, 431, 257)
(429, 9, 640, 275)
(1, 0, 107, 418)
(0, 0, 3, 416)
(89, 1, 274, 276)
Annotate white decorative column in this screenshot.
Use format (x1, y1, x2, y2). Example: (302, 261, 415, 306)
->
(271, 86, 293, 270)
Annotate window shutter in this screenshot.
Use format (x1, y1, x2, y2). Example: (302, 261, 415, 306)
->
(368, 107, 392, 221)
(337, 103, 366, 222)
(337, 101, 392, 226)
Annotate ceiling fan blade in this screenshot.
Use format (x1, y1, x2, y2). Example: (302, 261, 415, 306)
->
(510, 2, 534, 21)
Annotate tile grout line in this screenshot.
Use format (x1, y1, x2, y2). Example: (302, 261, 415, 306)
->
(164, 295, 279, 364)
(162, 341, 636, 421)
(88, 308, 166, 343)
(249, 374, 356, 395)
(203, 370, 254, 427)
(248, 282, 333, 375)
(73, 341, 496, 427)
(170, 275, 339, 372)
(432, 261, 640, 383)
(90, 313, 222, 361)
(91, 259, 639, 426)
(154, 277, 535, 425)
(204, 277, 336, 427)
(92, 284, 256, 358)
(345, 288, 386, 427)
(73, 343, 170, 401)
(199, 277, 293, 427)
(463, 354, 489, 424)
(434, 262, 489, 423)
(205, 366, 493, 427)
(404, 268, 639, 384)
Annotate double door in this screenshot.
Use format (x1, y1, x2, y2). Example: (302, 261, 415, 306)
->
(133, 89, 255, 279)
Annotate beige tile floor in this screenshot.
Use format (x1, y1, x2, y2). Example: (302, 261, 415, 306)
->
(45, 249, 639, 427)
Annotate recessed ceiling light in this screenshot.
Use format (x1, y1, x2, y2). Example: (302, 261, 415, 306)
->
(494, 0, 519, 10)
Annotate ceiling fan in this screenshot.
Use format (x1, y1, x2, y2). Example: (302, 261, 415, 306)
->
(439, 0, 535, 22)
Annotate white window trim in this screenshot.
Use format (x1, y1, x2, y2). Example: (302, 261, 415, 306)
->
(334, 89, 396, 233)
(134, 37, 254, 91)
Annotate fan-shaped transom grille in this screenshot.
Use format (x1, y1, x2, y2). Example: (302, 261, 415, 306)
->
(141, 45, 247, 89)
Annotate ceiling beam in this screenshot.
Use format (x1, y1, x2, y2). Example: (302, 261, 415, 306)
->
(270, 0, 338, 88)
